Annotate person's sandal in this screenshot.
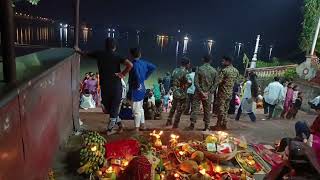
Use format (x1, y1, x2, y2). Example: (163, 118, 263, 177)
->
(139, 123, 146, 131)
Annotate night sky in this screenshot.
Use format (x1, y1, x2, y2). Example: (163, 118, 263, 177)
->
(16, 0, 305, 60)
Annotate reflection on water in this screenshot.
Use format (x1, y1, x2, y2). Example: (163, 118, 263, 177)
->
(182, 36, 189, 55)
(136, 30, 140, 46)
(175, 40, 180, 67)
(107, 28, 116, 38)
(156, 35, 169, 53)
(14, 22, 91, 47)
(207, 39, 214, 55)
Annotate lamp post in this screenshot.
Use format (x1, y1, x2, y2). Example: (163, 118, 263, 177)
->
(73, 0, 80, 49)
(310, 16, 320, 56)
(0, 0, 16, 83)
(269, 45, 274, 60)
(236, 42, 243, 57)
(250, 35, 261, 68)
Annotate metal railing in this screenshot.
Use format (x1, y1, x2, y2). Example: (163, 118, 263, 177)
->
(246, 64, 298, 78)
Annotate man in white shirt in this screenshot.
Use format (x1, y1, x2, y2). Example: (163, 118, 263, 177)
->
(263, 77, 285, 119)
(184, 68, 196, 115)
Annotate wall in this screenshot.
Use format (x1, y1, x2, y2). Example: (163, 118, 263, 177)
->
(0, 49, 79, 180)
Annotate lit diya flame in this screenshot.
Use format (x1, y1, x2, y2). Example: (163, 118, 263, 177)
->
(174, 173, 180, 178)
(150, 130, 163, 147)
(91, 146, 97, 152)
(170, 134, 180, 147)
(150, 130, 163, 139)
(215, 165, 222, 173)
(199, 169, 206, 175)
(106, 166, 113, 173)
(122, 160, 129, 167)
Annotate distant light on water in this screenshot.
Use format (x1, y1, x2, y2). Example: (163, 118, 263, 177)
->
(207, 39, 214, 54)
(176, 40, 180, 67)
(156, 35, 169, 53)
(183, 35, 189, 55)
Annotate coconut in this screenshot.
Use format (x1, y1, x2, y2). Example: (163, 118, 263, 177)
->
(191, 173, 212, 180)
(191, 151, 205, 163)
(179, 160, 198, 174)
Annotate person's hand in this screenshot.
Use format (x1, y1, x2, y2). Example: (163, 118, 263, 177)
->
(115, 73, 124, 79)
(303, 138, 308, 143)
(200, 92, 209, 100)
(74, 47, 82, 53)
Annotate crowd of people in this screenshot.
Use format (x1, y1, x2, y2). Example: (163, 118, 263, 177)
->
(77, 38, 312, 134)
(75, 38, 320, 178)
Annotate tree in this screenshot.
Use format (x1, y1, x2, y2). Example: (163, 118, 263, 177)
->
(300, 0, 320, 54)
(13, 0, 41, 5)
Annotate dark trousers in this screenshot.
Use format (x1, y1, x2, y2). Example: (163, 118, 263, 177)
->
(102, 84, 122, 130)
(264, 101, 276, 119)
(235, 105, 256, 122)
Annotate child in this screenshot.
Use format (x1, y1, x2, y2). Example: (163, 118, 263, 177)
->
(128, 48, 156, 132)
(144, 90, 156, 120)
(163, 93, 170, 113)
(286, 92, 303, 120)
(80, 89, 96, 110)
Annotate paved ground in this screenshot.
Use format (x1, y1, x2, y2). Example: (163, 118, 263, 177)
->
(52, 108, 317, 180)
(79, 108, 316, 144)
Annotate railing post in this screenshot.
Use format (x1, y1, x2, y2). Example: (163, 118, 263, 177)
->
(72, 0, 81, 131)
(0, 0, 16, 83)
(74, 0, 80, 49)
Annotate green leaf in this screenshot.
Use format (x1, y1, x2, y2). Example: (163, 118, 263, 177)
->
(300, 0, 320, 54)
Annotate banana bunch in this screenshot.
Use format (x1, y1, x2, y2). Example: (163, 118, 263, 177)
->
(78, 131, 107, 175)
(83, 131, 107, 146)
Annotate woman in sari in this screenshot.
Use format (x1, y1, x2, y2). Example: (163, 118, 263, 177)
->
(281, 82, 294, 119)
(84, 72, 98, 106)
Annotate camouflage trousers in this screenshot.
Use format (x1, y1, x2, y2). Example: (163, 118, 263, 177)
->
(216, 97, 231, 126)
(190, 93, 212, 125)
(167, 98, 186, 126)
(167, 98, 177, 121)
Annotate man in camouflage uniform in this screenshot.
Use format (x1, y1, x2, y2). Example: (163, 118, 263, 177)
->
(212, 56, 239, 130)
(188, 55, 218, 131)
(165, 57, 191, 128)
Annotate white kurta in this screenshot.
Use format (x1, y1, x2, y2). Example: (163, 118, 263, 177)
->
(263, 81, 285, 105)
(80, 94, 96, 110)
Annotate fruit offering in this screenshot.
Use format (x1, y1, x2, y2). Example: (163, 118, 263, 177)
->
(235, 151, 264, 174)
(78, 131, 107, 175)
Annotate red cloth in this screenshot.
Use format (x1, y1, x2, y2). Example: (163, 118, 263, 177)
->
(253, 144, 283, 167)
(105, 139, 140, 159)
(119, 156, 151, 180)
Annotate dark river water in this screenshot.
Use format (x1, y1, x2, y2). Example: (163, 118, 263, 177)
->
(9, 19, 252, 86)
